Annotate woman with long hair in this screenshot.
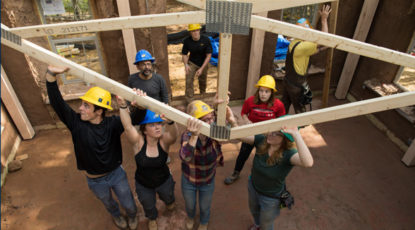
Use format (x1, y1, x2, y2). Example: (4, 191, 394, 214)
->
(238, 120, 313, 230)
(224, 75, 285, 185)
(117, 90, 178, 230)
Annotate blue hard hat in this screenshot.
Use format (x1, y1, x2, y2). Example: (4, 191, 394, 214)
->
(139, 109, 163, 125)
(134, 49, 155, 64)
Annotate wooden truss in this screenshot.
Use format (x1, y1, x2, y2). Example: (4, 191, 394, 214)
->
(2, 0, 415, 140)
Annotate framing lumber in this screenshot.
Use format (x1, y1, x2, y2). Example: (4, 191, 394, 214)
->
(1, 25, 211, 137)
(321, 1, 338, 107)
(9, 11, 205, 38)
(177, 0, 336, 13)
(335, 0, 379, 99)
(245, 11, 267, 99)
(217, 33, 233, 126)
(116, 0, 137, 75)
(402, 139, 415, 166)
(250, 15, 415, 69)
(230, 91, 415, 139)
(1, 67, 35, 140)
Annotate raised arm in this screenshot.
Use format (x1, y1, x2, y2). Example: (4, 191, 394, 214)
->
(285, 126, 313, 167)
(161, 116, 178, 148)
(116, 95, 142, 145)
(179, 118, 202, 162)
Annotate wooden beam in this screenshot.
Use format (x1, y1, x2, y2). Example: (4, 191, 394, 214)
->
(245, 11, 267, 99)
(250, 15, 415, 69)
(335, 0, 379, 99)
(217, 33, 233, 126)
(10, 11, 205, 38)
(1, 67, 35, 140)
(402, 139, 415, 166)
(1, 25, 211, 137)
(177, 0, 337, 13)
(321, 1, 338, 107)
(116, 0, 137, 75)
(230, 91, 415, 139)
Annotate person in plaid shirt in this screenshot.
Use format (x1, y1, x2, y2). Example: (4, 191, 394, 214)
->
(180, 100, 237, 230)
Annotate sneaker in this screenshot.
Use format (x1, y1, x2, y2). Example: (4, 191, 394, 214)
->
(113, 215, 127, 229)
(248, 224, 260, 230)
(198, 223, 208, 230)
(148, 219, 157, 230)
(128, 216, 138, 230)
(224, 171, 240, 185)
(185, 217, 194, 230)
(166, 202, 175, 211)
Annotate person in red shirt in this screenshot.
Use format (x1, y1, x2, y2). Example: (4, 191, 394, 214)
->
(224, 75, 285, 185)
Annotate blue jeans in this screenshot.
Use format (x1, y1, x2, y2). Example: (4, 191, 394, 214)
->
(135, 174, 175, 220)
(248, 178, 281, 230)
(86, 166, 137, 218)
(181, 174, 215, 225)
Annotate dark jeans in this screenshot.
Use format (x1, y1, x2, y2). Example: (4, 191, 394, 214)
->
(86, 166, 137, 218)
(248, 178, 281, 230)
(281, 79, 306, 114)
(234, 142, 255, 173)
(135, 174, 175, 220)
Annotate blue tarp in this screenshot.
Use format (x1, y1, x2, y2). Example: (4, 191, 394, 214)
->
(274, 35, 290, 62)
(209, 36, 219, 66)
(208, 35, 290, 66)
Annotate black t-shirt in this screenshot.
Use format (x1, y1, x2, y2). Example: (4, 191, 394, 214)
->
(47, 81, 124, 175)
(135, 139, 170, 188)
(181, 35, 212, 67)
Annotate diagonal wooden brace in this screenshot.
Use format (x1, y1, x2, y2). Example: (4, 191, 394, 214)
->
(1, 24, 211, 137)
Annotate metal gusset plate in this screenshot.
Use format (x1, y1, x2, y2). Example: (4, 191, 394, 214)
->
(210, 122, 231, 140)
(1, 28, 22, 46)
(206, 0, 252, 35)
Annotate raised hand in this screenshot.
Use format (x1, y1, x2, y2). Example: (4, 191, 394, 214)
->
(187, 117, 202, 136)
(47, 65, 69, 75)
(319, 4, 332, 20)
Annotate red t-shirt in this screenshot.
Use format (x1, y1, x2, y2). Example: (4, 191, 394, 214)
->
(241, 96, 286, 123)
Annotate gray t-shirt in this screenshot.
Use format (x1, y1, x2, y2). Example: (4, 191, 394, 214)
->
(128, 72, 169, 104)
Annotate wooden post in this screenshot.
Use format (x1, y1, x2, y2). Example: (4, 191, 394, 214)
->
(402, 139, 415, 166)
(245, 11, 267, 99)
(335, 0, 379, 99)
(217, 33, 233, 126)
(116, 0, 137, 75)
(1, 67, 35, 140)
(321, 1, 338, 107)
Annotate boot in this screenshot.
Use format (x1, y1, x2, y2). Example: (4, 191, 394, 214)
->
(128, 216, 138, 230)
(185, 217, 194, 230)
(198, 223, 208, 230)
(148, 219, 157, 230)
(224, 171, 240, 185)
(113, 215, 127, 229)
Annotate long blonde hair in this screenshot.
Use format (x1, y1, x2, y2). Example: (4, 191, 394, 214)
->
(257, 136, 295, 165)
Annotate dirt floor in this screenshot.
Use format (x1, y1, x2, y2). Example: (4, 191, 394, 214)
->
(2, 95, 415, 230)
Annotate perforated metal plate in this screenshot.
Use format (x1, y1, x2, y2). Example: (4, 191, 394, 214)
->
(1, 28, 22, 46)
(210, 122, 231, 140)
(206, 0, 252, 35)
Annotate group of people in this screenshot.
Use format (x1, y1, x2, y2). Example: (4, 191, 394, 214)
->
(45, 5, 331, 230)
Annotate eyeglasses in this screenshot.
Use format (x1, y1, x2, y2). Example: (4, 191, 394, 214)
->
(138, 62, 152, 67)
(269, 131, 284, 137)
(201, 115, 215, 123)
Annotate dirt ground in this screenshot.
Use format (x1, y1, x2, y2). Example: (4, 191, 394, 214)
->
(2, 96, 415, 230)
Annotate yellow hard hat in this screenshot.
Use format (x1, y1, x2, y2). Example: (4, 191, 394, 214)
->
(189, 100, 214, 119)
(255, 75, 277, 92)
(188, 24, 202, 31)
(79, 87, 113, 110)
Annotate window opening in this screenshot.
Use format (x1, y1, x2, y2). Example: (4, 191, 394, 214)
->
(394, 31, 415, 92)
